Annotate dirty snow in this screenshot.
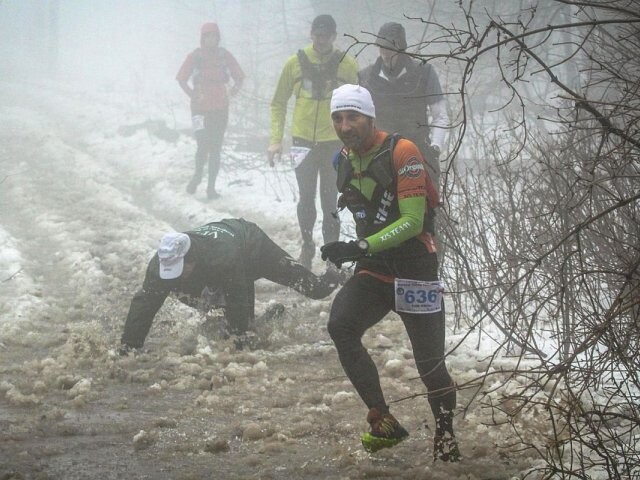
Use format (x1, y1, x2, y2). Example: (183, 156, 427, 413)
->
(0, 80, 549, 479)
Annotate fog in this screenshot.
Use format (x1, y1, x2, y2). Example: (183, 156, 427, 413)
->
(0, 1, 432, 120)
(1, 1, 622, 479)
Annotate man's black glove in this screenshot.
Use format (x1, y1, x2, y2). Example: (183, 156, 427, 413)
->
(320, 241, 366, 268)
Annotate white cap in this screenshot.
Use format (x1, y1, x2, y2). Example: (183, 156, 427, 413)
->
(158, 232, 191, 279)
(330, 84, 376, 118)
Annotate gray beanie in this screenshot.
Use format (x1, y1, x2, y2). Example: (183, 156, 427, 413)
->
(377, 22, 407, 50)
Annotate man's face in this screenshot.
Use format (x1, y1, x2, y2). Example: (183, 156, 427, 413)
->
(202, 32, 220, 49)
(331, 110, 374, 152)
(311, 30, 336, 54)
(379, 47, 400, 70)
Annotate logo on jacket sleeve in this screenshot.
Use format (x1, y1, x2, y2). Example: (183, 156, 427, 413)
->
(397, 156, 424, 178)
(375, 190, 395, 224)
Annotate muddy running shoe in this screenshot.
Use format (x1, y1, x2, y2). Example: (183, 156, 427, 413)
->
(433, 432, 461, 462)
(360, 408, 409, 453)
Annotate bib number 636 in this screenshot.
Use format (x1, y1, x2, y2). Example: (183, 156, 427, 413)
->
(394, 279, 444, 314)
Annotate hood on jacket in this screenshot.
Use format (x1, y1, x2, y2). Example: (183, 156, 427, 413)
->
(200, 22, 220, 46)
(377, 22, 407, 51)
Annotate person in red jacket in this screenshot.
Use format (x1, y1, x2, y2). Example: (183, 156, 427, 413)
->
(176, 22, 244, 199)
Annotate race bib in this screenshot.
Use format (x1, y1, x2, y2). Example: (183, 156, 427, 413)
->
(192, 114, 205, 132)
(290, 146, 311, 169)
(394, 278, 444, 314)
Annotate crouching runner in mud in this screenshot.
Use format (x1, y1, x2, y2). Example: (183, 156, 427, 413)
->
(120, 218, 342, 353)
(321, 85, 460, 461)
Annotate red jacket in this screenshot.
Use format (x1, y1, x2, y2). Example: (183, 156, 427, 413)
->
(176, 26, 244, 114)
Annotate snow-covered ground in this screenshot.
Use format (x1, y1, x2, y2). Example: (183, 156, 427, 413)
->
(0, 80, 544, 479)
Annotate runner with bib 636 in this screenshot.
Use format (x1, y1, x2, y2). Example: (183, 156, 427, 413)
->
(320, 84, 460, 461)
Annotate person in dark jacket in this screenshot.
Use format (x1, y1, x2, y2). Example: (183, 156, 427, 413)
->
(359, 22, 448, 190)
(120, 219, 341, 352)
(177, 22, 244, 199)
(321, 85, 459, 461)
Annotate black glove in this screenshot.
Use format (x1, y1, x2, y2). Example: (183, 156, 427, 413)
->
(320, 241, 365, 268)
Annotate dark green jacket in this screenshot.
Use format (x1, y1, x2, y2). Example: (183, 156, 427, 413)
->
(122, 219, 268, 347)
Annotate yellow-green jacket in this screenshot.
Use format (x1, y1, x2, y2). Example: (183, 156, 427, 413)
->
(270, 45, 358, 144)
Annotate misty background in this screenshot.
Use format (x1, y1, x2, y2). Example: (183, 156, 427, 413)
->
(0, 0, 450, 134)
(1, 1, 638, 479)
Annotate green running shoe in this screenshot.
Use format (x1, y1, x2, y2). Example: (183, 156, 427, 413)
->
(360, 408, 409, 453)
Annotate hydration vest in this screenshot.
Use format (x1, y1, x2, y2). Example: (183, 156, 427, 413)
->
(296, 49, 343, 100)
(192, 47, 230, 86)
(335, 134, 436, 240)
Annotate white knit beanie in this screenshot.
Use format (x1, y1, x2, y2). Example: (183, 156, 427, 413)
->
(330, 84, 376, 118)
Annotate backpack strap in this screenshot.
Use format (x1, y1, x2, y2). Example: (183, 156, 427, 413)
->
(296, 49, 344, 99)
(296, 49, 313, 78)
(365, 133, 401, 190)
(192, 48, 202, 70)
(336, 134, 401, 193)
(335, 147, 353, 193)
(192, 47, 229, 82)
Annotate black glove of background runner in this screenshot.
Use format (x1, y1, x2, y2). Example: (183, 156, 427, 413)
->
(321, 241, 364, 268)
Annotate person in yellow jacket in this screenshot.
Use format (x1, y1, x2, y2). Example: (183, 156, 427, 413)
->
(268, 14, 358, 269)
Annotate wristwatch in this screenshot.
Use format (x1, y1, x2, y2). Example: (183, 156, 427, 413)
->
(357, 238, 369, 253)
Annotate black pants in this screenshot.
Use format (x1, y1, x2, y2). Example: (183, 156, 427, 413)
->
(214, 222, 336, 335)
(192, 110, 228, 194)
(327, 259, 455, 419)
(245, 223, 335, 301)
(293, 139, 341, 246)
(121, 222, 336, 346)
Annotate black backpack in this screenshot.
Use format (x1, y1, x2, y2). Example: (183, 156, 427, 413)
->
(192, 47, 230, 84)
(296, 49, 343, 100)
